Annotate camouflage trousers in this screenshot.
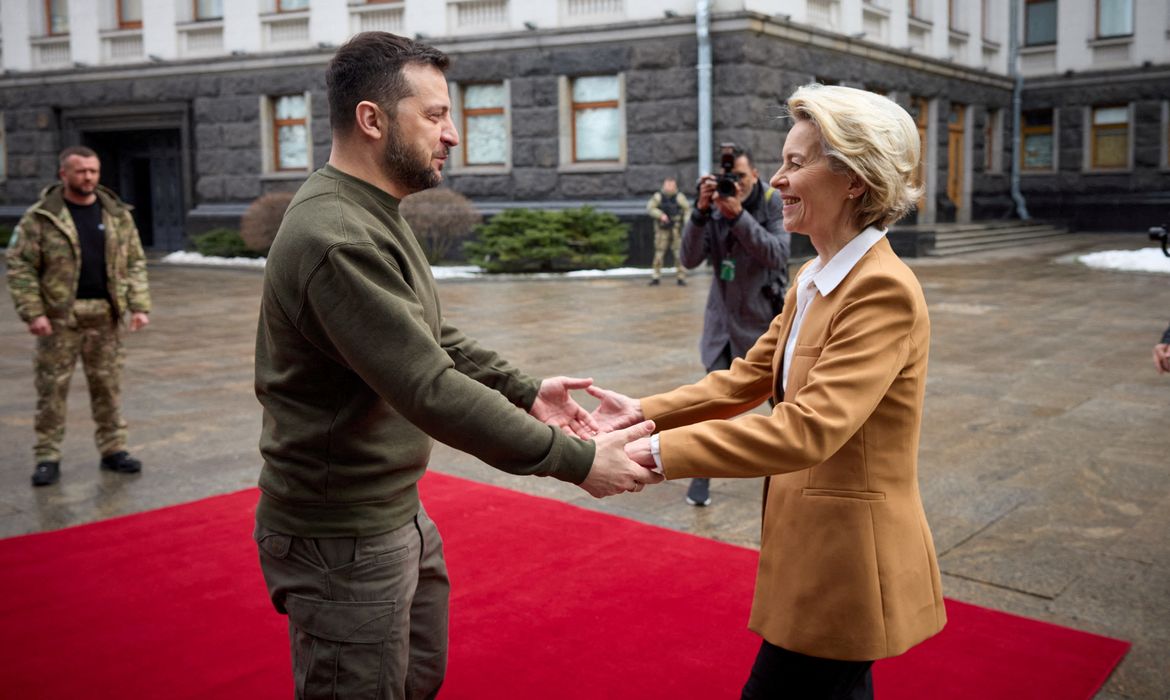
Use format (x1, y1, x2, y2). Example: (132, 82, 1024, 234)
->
(33, 299, 127, 461)
(652, 224, 685, 280)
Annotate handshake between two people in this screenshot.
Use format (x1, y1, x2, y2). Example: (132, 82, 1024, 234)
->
(530, 376, 661, 499)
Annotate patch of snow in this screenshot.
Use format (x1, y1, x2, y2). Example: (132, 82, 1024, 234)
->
(161, 252, 673, 281)
(1076, 248, 1170, 275)
(161, 251, 266, 268)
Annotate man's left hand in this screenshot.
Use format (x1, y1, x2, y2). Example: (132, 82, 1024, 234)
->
(531, 376, 600, 439)
(129, 312, 150, 332)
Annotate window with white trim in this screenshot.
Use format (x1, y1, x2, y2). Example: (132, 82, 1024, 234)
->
(1024, 0, 1056, 46)
(1097, 0, 1132, 38)
(461, 83, 509, 167)
(118, 0, 142, 29)
(195, 0, 224, 20)
(264, 94, 312, 173)
(568, 75, 622, 163)
(45, 0, 69, 35)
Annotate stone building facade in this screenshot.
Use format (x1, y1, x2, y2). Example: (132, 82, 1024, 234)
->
(0, 1, 1166, 253)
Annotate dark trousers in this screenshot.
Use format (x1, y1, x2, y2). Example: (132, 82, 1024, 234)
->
(255, 507, 450, 700)
(741, 640, 874, 700)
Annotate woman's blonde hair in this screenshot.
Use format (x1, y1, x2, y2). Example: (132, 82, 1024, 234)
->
(785, 84, 923, 230)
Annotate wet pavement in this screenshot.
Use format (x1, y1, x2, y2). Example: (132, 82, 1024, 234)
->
(1, 233, 1167, 699)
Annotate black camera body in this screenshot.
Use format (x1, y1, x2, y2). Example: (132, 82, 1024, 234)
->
(716, 142, 742, 198)
(1150, 225, 1170, 258)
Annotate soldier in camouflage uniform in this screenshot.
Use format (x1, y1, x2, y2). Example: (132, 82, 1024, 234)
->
(646, 177, 692, 286)
(5, 146, 152, 486)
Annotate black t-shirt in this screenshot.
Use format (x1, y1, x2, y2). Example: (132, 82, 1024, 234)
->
(65, 200, 109, 301)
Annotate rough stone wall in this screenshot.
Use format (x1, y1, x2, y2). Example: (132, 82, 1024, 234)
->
(1018, 68, 1170, 230)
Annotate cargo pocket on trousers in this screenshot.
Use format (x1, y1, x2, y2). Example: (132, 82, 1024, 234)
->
(286, 594, 398, 700)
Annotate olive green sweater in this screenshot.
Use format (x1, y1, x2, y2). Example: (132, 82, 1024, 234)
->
(255, 165, 594, 537)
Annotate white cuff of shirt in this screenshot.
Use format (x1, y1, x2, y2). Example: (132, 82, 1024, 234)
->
(649, 434, 664, 474)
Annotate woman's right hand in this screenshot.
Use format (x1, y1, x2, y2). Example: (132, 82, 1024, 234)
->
(586, 386, 645, 433)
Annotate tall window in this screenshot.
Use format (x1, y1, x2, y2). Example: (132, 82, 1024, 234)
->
(45, 0, 69, 35)
(984, 108, 1002, 173)
(462, 84, 507, 166)
(195, 0, 224, 20)
(570, 76, 621, 162)
(277, 0, 309, 11)
(272, 95, 309, 171)
(910, 96, 929, 212)
(1021, 109, 1055, 171)
(1097, 0, 1132, 38)
(1024, 0, 1056, 46)
(0, 113, 7, 183)
(118, 0, 142, 29)
(1090, 105, 1128, 169)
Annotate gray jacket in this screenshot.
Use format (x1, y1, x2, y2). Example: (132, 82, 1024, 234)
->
(681, 182, 789, 370)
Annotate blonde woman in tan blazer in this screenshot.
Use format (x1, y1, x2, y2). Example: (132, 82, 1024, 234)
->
(589, 85, 946, 698)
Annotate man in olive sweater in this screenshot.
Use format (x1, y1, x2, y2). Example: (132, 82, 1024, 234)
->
(253, 33, 659, 700)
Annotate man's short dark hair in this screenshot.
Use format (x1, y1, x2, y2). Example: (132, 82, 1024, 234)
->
(326, 32, 450, 134)
(731, 146, 755, 169)
(58, 146, 98, 168)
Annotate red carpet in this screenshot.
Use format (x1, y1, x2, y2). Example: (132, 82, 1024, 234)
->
(0, 472, 1128, 699)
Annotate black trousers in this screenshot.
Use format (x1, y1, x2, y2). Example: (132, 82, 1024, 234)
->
(741, 640, 874, 700)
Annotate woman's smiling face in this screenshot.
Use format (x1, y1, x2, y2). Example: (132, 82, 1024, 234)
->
(769, 120, 854, 238)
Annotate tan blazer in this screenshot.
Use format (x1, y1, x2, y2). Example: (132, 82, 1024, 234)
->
(642, 237, 945, 661)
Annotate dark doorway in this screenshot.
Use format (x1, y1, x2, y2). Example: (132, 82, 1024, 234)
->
(83, 129, 184, 251)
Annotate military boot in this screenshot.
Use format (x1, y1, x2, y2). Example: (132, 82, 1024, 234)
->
(32, 461, 60, 487)
(100, 451, 142, 474)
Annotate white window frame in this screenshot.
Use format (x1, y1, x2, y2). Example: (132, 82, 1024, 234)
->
(260, 92, 313, 177)
(557, 74, 627, 172)
(1096, 0, 1133, 39)
(449, 80, 512, 174)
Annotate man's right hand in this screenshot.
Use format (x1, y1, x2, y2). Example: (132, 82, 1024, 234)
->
(695, 175, 717, 211)
(580, 420, 662, 498)
(27, 316, 52, 336)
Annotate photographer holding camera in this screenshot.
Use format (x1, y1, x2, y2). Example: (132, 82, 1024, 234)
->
(678, 144, 790, 506)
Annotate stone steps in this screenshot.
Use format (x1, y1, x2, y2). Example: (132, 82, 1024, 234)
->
(926, 222, 1068, 256)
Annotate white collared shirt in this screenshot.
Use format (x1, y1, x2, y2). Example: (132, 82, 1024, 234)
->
(649, 226, 887, 471)
(783, 226, 887, 392)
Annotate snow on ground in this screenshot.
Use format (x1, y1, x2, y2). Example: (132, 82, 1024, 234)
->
(161, 251, 267, 268)
(1076, 247, 1170, 275)
(161, 252, 673, 279)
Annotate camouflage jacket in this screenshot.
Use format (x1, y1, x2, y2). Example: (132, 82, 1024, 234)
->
(5, 184, 151, 325)
(646, 190, 692, 228)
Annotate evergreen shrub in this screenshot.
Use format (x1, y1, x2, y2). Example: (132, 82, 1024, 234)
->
(192, 227, 259, 258)
(465, 207, 628, 273)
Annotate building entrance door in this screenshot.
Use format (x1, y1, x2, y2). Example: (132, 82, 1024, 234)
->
(83, 129, 184, 251)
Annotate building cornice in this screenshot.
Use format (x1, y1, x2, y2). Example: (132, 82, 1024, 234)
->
(735, 12, 1013, 90)
(0, 11, 1012, 90)
(1023, 65, 1170, 89)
